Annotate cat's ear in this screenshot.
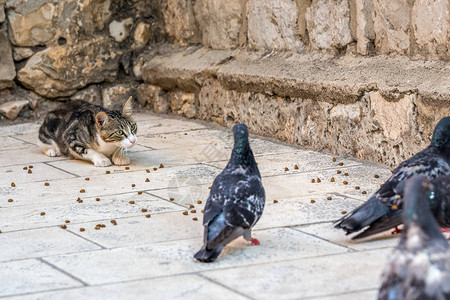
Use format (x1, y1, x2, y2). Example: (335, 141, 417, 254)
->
(122, 96, 133, 117)
(95, 112, 109, 127)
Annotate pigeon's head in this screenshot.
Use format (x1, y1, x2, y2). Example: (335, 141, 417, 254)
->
(232, 124, 250, 155)
(431, 116, 450, 148)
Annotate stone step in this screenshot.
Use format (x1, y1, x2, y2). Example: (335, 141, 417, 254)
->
(140, 47, 450, 167)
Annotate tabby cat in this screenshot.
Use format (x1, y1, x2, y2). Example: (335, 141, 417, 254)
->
(38, 97, 137, 167)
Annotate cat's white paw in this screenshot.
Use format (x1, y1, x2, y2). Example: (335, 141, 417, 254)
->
(93, 156, 112, 167)
(45, 149, 58, 157)
(112, 155, 130, 166)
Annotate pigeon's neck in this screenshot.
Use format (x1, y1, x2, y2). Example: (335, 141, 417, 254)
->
(228, 142, 258, 173)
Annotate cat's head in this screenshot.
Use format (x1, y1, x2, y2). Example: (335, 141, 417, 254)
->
(95, 97, 137, 148)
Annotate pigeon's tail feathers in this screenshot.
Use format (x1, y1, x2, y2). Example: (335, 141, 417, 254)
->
(194, 246, 223, 263)
(352, 211, 403, 239)
(334, 196, 389, 234)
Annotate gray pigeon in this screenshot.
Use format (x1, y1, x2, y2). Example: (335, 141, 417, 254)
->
(194, 124, 265, 263)
(382, 175, 450, 232)
(335, 117, 450, 239)
(378, 175, 450, 300)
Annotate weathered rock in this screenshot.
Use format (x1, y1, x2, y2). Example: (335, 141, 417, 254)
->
(133, 22, 151, 47)
(411, 0, 448, 59)
(169, 91, 196, 118)
(136, 84, 169, 113)
(354, 0, 375, 55)
(7, 2, 56, 46)
(0, 0, 5, 23)
(247, 0, 299, 51)
(109, 18, 133, 43)
(17, 37, 121, 98)
(102, 84, 136, 109)
(70, 85, 102, 106)
(0, 32, 16, 89)
(162, 0, 199, 45)
(0, 100, 29, 120)
(305, 0, 353, 51)
(194, 0, 243, 49)
(373, 0, 410, 54)
(13, 47, 34, 61)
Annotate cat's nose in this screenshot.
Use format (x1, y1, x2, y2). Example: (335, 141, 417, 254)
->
(129, 137, 136, 144)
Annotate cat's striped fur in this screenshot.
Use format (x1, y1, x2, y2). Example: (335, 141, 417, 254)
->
(38, 97, 137, 167)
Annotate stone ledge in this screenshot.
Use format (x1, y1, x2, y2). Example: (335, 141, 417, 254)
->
(141, 47, 450, 167)
(142, 48, 450, 105)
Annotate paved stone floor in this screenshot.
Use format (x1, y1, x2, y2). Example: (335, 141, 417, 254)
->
(0, 112, 424, 299)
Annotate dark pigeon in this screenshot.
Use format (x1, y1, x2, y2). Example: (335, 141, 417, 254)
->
(334, 117, 450, 239)
(194, 124, 265, 263)
(378, 175, 450, 300)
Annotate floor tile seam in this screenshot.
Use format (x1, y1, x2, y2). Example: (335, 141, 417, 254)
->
(39, 257, 89, 287)
(195, 273, 256, 300)
(290, 227, 357, 253)
(145, 192, 194, 209)
(42, 162, 81, 177)
(10, 136, 38, 145)
(297, 287, 379, 300)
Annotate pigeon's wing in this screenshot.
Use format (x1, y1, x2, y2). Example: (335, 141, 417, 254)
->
(352, 209, 403, 239)
(202, 173, 228, 226)
(204, 175, 265, 249)
(430, 176, 450, 228)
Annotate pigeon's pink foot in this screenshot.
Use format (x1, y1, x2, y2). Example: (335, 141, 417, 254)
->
(250, 238, 260, 246)
(391, 226, 402, 235)
(440, 228, 450, 233)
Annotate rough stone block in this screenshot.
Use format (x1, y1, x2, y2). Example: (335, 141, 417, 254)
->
(247, 0, 299, 51)
(109, 17, 133, 43)
(305, 0, 353, 51)
(0, 32, 15, 89)
(136, 83, 169, 113)
(411, 0, 449, 59)
(0, 2, 5, 23)
(0, 100, 28, 120)
(71, 85, 102, 106)
(12, 46, 34, 61)
(373, 0, 410, 55)
(17, 37, 121, 98)
(102, 84, 136, 110)
(133, 22, 151, 47)
(354, 0, 375, 55)
(169, 91, 196, 118)
(194, 0, 243, 49)
(162, 0, 199, 46)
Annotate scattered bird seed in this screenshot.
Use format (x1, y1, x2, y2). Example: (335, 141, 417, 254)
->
(392, 204, 398, 210)
(201, 210, 204, 213)
(141, 208, 148, 212)
(8, 199, 13, 202)
(40, 212, 45, 216)
(331, 177, 335, 182)
(341, 211, 347, 214)
(85, 178, 89, 181)
(23, 166, 27, 170)
(208, 186, 211, 189)
(29, 166, 33, 169)
(183, 211, 188, 215)
(95, 225, 100, 230)
(153, 167, 157, 171)
(355, 186, 360, 190)
(380, 184, 384, 187)
(327, 197, 332, 200)
(189, 204, 195, 208)
(96, 198, 100, 201)
(310, 200, 316, 203)
(337, 170, 342, 174)
(332, 157, 336, 162)
(146, 214, 151, 218)
(146, 169, 150, 173)
(159, 164, 164, 168)
(60, 225, 67, 229)
(111, 220, 117, 225)
(169, 197, 174, 201)
(131, 184, 136, 187)
(129, 201, 135, 204)
(80, 189, 85, 193)
(344, 173, 349, 176)
(192, 217, 198, 221)
(317, 178, 321, 183)
(197, 200, 202, 204)
(362, 191, 367, 194)
(80, 228, 85, 232)
(343, 181, 348, 185)
(106, 170, 110, 174)
(294, 164, 299, 169)
(273, 200, 278, 203)
(44, 182, 49, 186)
(11, 182, 16, 187)
(339, 162, 344, 166)
(100, 224, 106, 228)
(284, 167, 289, 171)
(145, 178, 150, 182)
(311, 179, 316, 183)
(191, 210, 196, 213)
(137, 191, 143, 195)
(28, 169, 32, 174)
(125, 167, 130, 170)
(65, 220, 70, 224)
(374, 174, 380, 178)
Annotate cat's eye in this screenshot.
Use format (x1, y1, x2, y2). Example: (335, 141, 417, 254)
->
(116, 130, 124, 136)
(131, 124, 136, 131)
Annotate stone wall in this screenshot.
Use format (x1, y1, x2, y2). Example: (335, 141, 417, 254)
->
(0, 0, 448, 166)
